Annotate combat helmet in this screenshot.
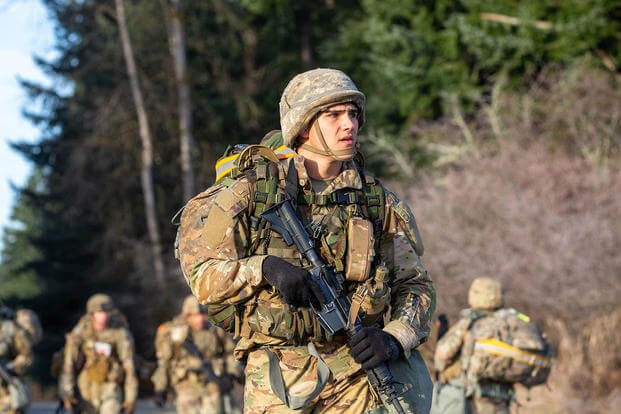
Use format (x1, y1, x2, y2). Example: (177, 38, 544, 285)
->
(279, 68, 365, 155)
(468, 277, 503, 311)
(86, 293, 115, 313)
(181, 295, 204, 316)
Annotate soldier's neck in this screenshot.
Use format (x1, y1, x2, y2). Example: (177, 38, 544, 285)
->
(300, 153, 343, 180)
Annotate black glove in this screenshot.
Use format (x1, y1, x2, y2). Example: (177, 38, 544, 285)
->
(262, 256, 320, 307)
(349, 327, 402, 370)
(153, 390, 167, 408)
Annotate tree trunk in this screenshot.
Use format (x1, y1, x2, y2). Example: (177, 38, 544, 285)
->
(114, 0, 166, 287)
(164, 0, 195, 201)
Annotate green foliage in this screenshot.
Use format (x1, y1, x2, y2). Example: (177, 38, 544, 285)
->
(326, 0, 621, 136)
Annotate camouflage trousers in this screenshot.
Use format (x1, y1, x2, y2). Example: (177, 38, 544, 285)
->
(176, 381, 223, 414)
(77, 374, 123, 414)
(244, 342, 381, 414)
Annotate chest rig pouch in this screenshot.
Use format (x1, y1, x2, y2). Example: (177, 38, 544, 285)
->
(242, 157, 390, 343)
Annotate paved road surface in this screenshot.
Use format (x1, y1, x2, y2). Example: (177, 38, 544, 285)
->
(28, 401, 175, 413)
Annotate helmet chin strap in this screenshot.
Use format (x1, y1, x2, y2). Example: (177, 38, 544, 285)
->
(299, 119, 357, 161)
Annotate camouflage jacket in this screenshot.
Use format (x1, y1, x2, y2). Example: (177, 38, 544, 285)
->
(151, 316, 240, 391)
(0, 315, 33, 377)
(178, 153, 435, 358)
(59, 312, 138, 404)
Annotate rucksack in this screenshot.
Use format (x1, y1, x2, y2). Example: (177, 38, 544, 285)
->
(16, 309, 43, 345)
(463, 308, 553, 387)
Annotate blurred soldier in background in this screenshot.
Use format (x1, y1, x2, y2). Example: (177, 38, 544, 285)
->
(0, 300, 33, 414)
(59, 294, 137, 414)
(151, 295, 241, 414)
(433, 277, 551, 414)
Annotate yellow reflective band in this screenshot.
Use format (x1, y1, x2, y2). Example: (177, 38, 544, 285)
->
(517, 312, 531, 323)
(215, 153, 241, 171)
(475, 338, 552, 368)
(215, 146, 294, 182)
(215, 157, 239, 182)
(274, 145, 295, 159)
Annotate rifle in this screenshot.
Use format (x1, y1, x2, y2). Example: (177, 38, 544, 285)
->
(180, 337, 226, 413)
(262, 199, 406, 414)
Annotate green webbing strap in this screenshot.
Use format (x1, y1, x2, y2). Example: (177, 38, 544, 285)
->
(206, 304, 236, 325)
(297, 190, 365, 206)
(265, 342, 331, 410)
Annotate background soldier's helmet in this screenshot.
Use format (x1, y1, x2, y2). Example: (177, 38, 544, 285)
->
(468, 277, 504, 310)
(181, 295, 203, 316)
(86, 293, 115, 313)
(279, 68, 365, 147)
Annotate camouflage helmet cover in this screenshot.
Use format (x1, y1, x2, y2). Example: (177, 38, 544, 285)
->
(181, 295, 204, 316)
(86, 293, 115, 313)
(279, 68, 365, 147)
(468, 277, 503, 310)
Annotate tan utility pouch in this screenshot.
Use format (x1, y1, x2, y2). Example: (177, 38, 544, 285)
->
(344, 217, 375, 282)
(85, 358, 109, 384)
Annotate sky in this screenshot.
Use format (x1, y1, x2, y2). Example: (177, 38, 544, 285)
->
(0, 0, 55, 247)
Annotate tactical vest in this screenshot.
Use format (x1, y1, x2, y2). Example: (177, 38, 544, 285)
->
(74, 315, 128, 385)
(192, 137, 390, 344)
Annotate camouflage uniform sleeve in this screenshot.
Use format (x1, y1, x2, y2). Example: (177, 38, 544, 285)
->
(433, 317, 470, 371)
(117, 328, 138, 404)
(151, 324, 172, 392)
(380, 190, 436, 358)
(9, 323, 33, 375)
(59, 325, 81, 400)
(178, 178, 267, 305)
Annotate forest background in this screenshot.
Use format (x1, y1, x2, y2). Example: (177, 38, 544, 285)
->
(0, 0, 619, 412)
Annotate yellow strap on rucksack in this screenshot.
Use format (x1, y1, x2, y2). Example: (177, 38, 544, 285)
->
(215, 144, 294, 183)
(474, 338, 553, 368)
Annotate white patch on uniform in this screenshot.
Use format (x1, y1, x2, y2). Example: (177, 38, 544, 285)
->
(171, 326, 188, 343)
(94, 341, 112, 357)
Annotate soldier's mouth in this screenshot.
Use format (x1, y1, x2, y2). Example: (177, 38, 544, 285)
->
(339, 135, 355, 146)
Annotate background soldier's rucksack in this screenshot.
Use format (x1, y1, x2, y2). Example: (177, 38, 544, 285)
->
(16, 309, 43, 345)
(462, 308, 553, 388)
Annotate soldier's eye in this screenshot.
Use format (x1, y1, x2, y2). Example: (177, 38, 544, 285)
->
(347, 109, 359, 119)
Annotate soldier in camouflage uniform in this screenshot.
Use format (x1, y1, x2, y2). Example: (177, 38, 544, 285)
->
(59, 294, 138, 414)
(434, 278, 513, 414)
(151, 295, 241, 414)
(0, 300, 33, 414)
(177, 68, 435, 413)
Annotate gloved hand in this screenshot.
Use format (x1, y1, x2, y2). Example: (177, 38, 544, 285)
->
(122, 401, 135, 414)
(349, 327, 402, 370)
(153, 389, 167, 407)
(262, 256, 320, 307)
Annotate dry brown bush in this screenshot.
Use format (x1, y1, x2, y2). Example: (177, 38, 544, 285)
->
(389, 63, 621, 411)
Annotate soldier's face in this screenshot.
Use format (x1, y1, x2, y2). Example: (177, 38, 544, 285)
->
(187, 313, 205, 331)
(301, 103, 359, 160)
(92, 311, 109, 332)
